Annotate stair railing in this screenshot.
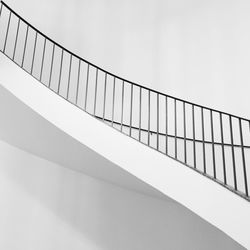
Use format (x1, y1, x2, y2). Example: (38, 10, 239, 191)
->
(0, 1, 249, 201)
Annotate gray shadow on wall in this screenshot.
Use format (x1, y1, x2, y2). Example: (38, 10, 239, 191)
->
(0, 142, 245, 250)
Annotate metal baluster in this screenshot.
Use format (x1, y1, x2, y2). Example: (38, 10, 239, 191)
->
(75, 59, 81, 104)
(39, 38, 46, 81)
(12, 18, 20, 60)
(129, 84, 133, 136)
(239, 119, 248, 196)
(111, 77, 116, 126)
(48, 43, 55, 88)
(166, 96, 168, 155)
(201, 107, 206, 173)
(31, 31, 37, 74)
(139, 87, 142, 142)
(175, 99, 177, 159)
(210, 110, 216, 178)
(148, 90, 151, 146)
(120, 81, 124, 131)
(103, 73, 107, 120)
(183, 102, 187, 163)
(0, 3, 3, 20)
(157, 93, 159, 150)
(21, 25, 29, 68)
(229, 115, 237, 190)
(192, 105, 196, 168)
(3, 11, 11, 53)
(57, 49, 64, 93)
(84, 64, 90, 110)
(220, 112, 226, 184)
(66, 54, 72, 99)
(93, 68, 98, 115)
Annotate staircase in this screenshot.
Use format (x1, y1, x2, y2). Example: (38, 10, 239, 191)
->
(0, 1, 250, 249)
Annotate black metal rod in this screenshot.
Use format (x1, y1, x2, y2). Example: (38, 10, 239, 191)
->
(39, 37, 46, 81)
(148, 90, 151, 146)
(31, 31, 37, 74)
(75, 59, 81, 104)
(239, 119, 248, 196)
(103, 73, 107, 120)
(183, 102, 187, 163)
(57, 48, 64, 94)
(66, 54, 72, 99)
(120, 81, 124, 131)
(166, 96, 168, 155)
(84, 64, 90, 111)
(21, 25, 29, 68)
(192, 104, 196, 168)
(139, 87, 142, 142)
(175, 99, 177, 159)
(3, 11, 11, 53)
(220, 112, 226, 184)
(210, 110, 216, 178)
(93, 68, 98, 115)
(12, 18, 20, 60)
(201, 107, 206, 173)
(48, 43, 55, 88)
(229, 115, 237, 190)
(0, 2, 3, 20)
(129, 84, 133, 136)
(157, 93, 160, 150)
(111, 77, 116, 126)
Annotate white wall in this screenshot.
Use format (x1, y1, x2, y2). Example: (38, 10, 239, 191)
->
(0, 139, 244, 250)
(4, 0, 250, 118)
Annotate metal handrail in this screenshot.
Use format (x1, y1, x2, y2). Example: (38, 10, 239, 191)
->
(0, 1, 249, 201)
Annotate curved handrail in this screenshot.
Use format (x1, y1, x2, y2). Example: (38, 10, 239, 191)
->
(0, 1, 249, 201)
(0, 1, 248, 122)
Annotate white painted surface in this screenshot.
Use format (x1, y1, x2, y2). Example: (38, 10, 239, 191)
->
(0, 50, 249, 249)
(0, 140, 244, 250)
(3, 0, 250, 118)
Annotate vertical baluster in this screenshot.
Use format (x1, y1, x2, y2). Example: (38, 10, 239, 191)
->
(93, 68, 99, 115)
(229, 115, 237, 190)
(75, 59, 81, 104)
(57, 49, 64, 93)
(84, 64, 90, 110)
(183, 102, 187, 163)
(21, 25, 29, 68)
(210, 110, 216, 178)
(13, 18, 20, 60)
(220, 112, 226, 184)
(201, 107, 206, 173)
(31, 31, 37, 75)
(166, 96, 168, 155)
(103, 73, 107, 120)
(3, 11, 11, 53)
(40, 38, 46, 81)
(157, 93, 159, 150)
(139, 87, 142, 142)
(192, 105, 196, 168)
(111, 77, 116, 126)
(120, 81, 125, 131)
(66, 54, 72, 99)
(239, 119, 248, 196)
(129, 84, 133, 137)
(48, 43, 55, 88)
(175, 99, 177, 159)
(0, 3, 3, 20)
(148, 90, 151, 146)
